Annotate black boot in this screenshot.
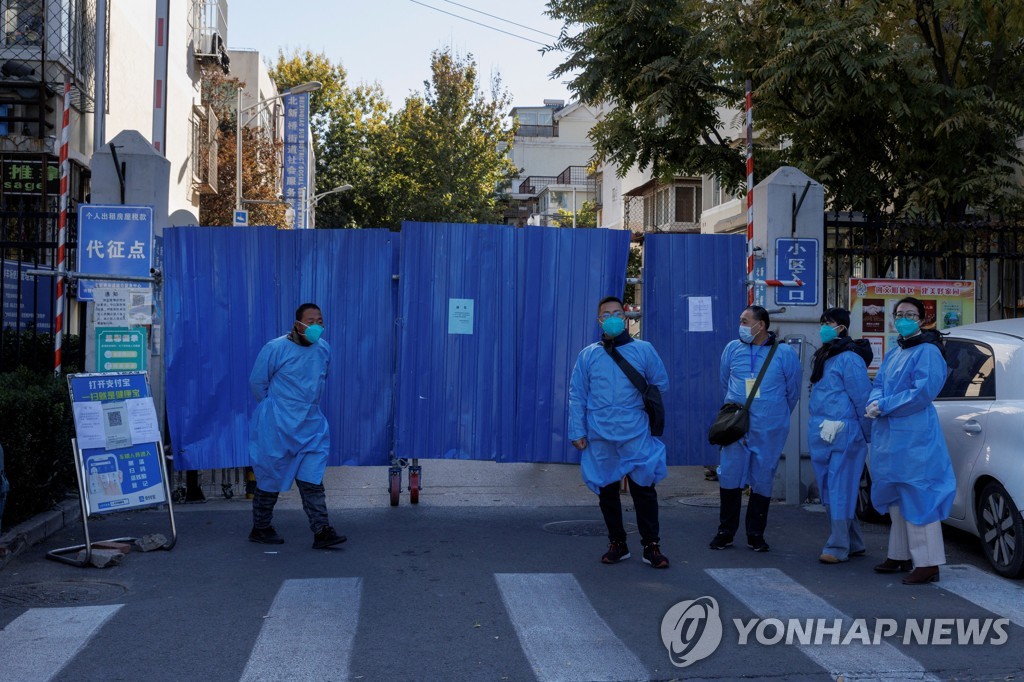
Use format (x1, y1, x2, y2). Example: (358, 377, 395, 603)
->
(746, 493, 772, 552)
(710, 488, 742, 549)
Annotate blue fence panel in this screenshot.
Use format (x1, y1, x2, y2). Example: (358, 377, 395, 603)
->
(165, 226, 395, 470)
(510, 226, 631, 463)
(394, 222, 518, 460)
(643, 233, 747, 465)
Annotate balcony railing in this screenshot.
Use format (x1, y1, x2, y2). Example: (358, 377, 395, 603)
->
(518, 175, 557, 195)
(555, 165, 590, 187)
(192, 0, 228, 59)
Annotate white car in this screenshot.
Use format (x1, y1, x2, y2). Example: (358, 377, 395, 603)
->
(857, 319, 1024, 578)
(935, 319, 1024, 577)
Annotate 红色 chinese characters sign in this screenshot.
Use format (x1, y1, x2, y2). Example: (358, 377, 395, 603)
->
(76, 205, 154, 301)
(849, 278, 976, 372)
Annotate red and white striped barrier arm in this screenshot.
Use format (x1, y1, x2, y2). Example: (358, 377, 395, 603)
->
(54, 78, 71, 376)
(745, 79, 754, 305)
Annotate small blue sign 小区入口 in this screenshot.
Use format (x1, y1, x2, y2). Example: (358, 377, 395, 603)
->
(775, 238, 818, 306)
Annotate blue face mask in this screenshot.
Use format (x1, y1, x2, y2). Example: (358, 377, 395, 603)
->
(601, 315, 626, 337)
(298, 321, 324, 343)
(739, 325, 755, 344)
(894, 318, 920, 338)
(819, 325, 839, 344)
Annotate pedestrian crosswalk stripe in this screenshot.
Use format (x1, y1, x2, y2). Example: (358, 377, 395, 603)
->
(707, 567, 941, 682)
(495, 573, 649, 682)
(936, 564, 1024, 627)
(0, 604, 122, 682)
(239, 577, 362, 682)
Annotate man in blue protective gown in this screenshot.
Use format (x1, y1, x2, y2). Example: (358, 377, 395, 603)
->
(247, 303, 347, 549)
(710, 305, 801, 552)
(867, 296, 955, 585)
(808, 307, 873, 564)
(569, 296, 670, 569)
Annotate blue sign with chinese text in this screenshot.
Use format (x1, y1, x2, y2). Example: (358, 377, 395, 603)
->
(775, 238, 818, 306)
(282, 93, 310, 229)
(67, 372, 165, 514)
(2, 258, 53, 332)
(753, 256, 767, 308)
(76, 205, 154, 301)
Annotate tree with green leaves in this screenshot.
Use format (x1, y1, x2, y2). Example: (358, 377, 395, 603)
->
(548, 0, 1024, 220)
(384, 48, 519, 226)
(552, 199, 598, 227)
(270, 49, 393, 228)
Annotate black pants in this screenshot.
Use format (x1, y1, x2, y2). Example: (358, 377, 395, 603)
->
(598, 476, 659, 545)
(252, 480, 329, 534)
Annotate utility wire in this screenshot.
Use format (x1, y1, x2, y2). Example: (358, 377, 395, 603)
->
(407, 0, 551, 47)
(436, 0, 559, 39)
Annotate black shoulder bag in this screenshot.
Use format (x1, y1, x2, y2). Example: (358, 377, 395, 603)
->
(707, 341, 779, 446)
(603, 344, 665, 437)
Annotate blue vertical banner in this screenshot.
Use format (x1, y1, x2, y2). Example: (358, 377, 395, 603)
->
(282, 93, 310, 229)
(76, 205, 154, 301)
(2, 258, 54, 332)
(775, 237, 819, 306)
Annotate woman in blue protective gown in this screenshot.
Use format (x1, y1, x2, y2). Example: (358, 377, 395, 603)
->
(867, 296, 955, 585)
(247, 303, 347, 550)
(709, 305, 801, 552)
(808, 307, 873, 564)
(569, 296, 670, 569)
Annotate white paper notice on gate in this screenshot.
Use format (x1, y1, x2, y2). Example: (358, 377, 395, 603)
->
(448, 298, 474, 335)
(688, 296, 713, 332)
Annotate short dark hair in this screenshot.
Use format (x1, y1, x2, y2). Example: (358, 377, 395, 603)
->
(745, 305, 770, 330)
(894, 297, 925, 319)
(598, 295, 624, 314)
(820, 307, 851, 334)
(295, 303, 321, 320)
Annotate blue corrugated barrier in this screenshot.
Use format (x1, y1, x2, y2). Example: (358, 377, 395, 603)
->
(510, 226, 631, 462)
(643, 233, 747, 465)
(164, 226, 396, 470)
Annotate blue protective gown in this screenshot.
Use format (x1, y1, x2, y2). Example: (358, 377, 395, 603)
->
(248, 334, 331, 493)
(809, 350, 872, 519)
(568, 339, 669, 494)
(718, 337, 801, 496)
(868, 340, 956, 525)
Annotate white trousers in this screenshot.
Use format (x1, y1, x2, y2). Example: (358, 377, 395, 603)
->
(887, 505, 946, 567)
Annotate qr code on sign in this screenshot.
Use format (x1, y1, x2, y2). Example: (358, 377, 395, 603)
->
(107, 411, 122, 427)
(131, 293, 147, 307)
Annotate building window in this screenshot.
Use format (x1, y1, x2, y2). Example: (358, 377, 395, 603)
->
(3, 0, 43, 47)
(675, 183, 702, 224)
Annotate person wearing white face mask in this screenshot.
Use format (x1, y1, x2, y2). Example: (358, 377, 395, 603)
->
(865, 296, 955, 585)
(808, 307, 873, 564)
(569, 295, 670, 568)
(710, 305, 801, 552)
(247, 302, 347, 550)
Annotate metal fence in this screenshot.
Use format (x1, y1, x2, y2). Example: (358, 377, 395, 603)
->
(824, 213, 1024, 321)
(0, 208, 81, 371)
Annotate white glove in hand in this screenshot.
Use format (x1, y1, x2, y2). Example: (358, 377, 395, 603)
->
(819, 419, 845, 443)
(864, 401, 881, 419)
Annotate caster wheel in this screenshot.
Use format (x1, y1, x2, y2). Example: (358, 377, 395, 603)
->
(389, 469, 401, 507)
(409, 470, 420, 505)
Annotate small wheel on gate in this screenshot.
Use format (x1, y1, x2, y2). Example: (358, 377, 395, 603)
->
(389, 469, 401, 507)
(409, 470, 420, 505)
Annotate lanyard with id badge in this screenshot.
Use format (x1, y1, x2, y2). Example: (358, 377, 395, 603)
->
(746, 345, 766, 399)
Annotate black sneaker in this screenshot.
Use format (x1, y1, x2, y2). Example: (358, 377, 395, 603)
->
(249, 525, 284, 544)
(642, 543, 670, 569)
(708, 532, 733, 550)
(747, 535, 770, 552)
(601, 541, 631, 564)
(312, 526, 348, 549)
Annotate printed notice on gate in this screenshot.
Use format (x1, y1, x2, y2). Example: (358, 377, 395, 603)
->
(688, 296, 714, 332)
(448, 298, 474, 335)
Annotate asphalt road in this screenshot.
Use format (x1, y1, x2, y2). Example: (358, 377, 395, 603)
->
(0, 492, 1021, 682)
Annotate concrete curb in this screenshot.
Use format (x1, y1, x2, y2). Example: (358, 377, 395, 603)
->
(0, 498, 82, 571)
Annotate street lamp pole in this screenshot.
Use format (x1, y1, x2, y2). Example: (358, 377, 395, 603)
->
(308, 184, 352, 228)
(235, 81, 322, 215)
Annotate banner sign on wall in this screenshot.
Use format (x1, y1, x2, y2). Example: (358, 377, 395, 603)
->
(849, 278, 976, 372)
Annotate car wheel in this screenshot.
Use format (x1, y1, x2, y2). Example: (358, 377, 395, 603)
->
(976, 481, 1024, 578)
(855, 465, 889, 524)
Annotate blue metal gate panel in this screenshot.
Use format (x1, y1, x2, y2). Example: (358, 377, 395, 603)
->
(394, 222, 518, 460)
(509, 226, 631, 462)
(165, 226, 395, 470)
(643, 233, 746, 465)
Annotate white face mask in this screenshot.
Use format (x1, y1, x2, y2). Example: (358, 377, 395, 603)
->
(739, 324, 756, 344)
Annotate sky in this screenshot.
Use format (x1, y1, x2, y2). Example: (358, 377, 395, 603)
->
(227, 0, 576, 111)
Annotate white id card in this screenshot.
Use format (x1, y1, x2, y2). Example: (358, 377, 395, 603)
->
(745, 378, 761, 399)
